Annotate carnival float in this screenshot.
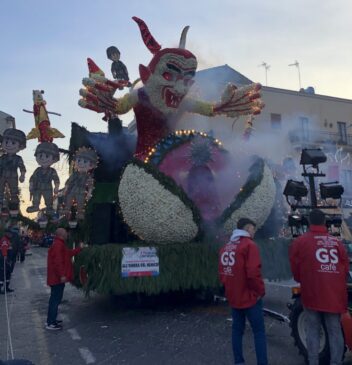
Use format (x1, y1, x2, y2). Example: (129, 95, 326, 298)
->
(70, 16, 284, 295)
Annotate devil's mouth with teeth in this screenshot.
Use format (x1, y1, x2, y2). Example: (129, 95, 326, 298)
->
(163, 88, 185, 108)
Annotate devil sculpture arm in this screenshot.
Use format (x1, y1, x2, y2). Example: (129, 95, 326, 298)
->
(184, 83, 264, 118)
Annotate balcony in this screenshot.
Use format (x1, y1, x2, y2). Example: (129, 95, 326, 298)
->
(289, 129, 352, 148)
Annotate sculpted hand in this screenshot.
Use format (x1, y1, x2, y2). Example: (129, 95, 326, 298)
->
(213, 83, 264, 118)
(60, 276, 67, 283)
(78, 58, 126, 121)
(19, 174, 25, 183)
(78, 80, 119, 117)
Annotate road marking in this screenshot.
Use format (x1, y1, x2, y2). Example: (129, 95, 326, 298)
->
(79, 347, 96, 364)
(21, 266, 31, 290)
(32, 309, 53, 365)
(68, 328, 82, 340)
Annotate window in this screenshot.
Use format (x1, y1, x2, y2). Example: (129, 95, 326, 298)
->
(337, 121, 347, 144)
(270, 113, 281, 129)
(299, 117, 309, 141)
(341, 169, 352, 195)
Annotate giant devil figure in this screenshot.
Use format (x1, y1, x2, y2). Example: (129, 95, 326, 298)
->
(79, 17, 264, 160)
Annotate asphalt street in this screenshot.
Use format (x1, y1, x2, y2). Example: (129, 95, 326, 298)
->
(0, 247, 351, 365)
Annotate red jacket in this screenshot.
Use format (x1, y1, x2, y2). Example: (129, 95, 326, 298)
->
(219, 232, 265, 309)
(47, 236, 81, 286)
(0, 236, 10, 257)
(289, 225, 349, 313)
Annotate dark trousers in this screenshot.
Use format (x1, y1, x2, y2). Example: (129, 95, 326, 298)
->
(0, 256, 12, 289)
(304, 308, 344, 365)
(232, 299, 268, 365)
(47, 283, 65, 325)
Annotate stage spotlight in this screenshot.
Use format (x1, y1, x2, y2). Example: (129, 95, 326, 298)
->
(300, 148, 327, 167)
(320, 183, 344, 200)
(283, 180, 308, 200)
(326, 216, 342, 228)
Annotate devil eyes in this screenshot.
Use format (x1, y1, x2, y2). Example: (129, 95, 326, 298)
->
(162, 72, 194, 86)
(163, 72, 173, 81)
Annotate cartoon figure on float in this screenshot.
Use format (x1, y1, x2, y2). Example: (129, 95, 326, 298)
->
(0, 128, 26, 214)
(24, 90, 65, 143)
(78, 17, 276, 244)
(27, 142, 60, 215)
(62, 147, 98, 220)
(106, 46, 131, 88)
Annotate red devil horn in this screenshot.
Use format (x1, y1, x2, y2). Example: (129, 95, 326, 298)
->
(132, 16, 161, 55)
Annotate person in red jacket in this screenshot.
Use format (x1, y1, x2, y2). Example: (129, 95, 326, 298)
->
(219, 218, 267, 365)
(46, 228, 82, 330)
(0, 230, 14, 294)
(289, 209, 349, 365)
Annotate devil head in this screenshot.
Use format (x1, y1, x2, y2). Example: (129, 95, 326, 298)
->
(133, 17, 197, 116)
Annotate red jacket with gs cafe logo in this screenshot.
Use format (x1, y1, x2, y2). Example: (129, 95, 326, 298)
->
(219, 232, 265, 309)
(289, 225, 349, 313)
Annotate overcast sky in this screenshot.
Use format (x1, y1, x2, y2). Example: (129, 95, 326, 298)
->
(1, 0, 351, 210)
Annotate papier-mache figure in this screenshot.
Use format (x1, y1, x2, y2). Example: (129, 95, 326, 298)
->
(25, 90, 65, 143)
(0, 128, 26, 211)
(106, 46, 131, 88)
(27, 142, 60, 214)
(62, 147, 98, 219)
(79, 17, 264, 160)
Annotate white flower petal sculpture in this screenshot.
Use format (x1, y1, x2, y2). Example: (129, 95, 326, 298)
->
(118, 161, 200, 244)
(222, 162, 276, 236)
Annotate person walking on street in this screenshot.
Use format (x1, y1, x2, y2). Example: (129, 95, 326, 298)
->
(0, 230, 15, 294)
(8, 227, 20, 272)
(289, 209, 349, 365)
(46, 228, 82, 330)
(219, 218, 268, 365)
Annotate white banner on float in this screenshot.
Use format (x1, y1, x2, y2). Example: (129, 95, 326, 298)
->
(121, 247, 159, 277)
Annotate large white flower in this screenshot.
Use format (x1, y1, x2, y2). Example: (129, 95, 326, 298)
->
(118, 162, 199, 244)
(222, 163, 276, 235)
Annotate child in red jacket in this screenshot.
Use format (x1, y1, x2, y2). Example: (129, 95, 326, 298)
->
(46, 228, 82, 330)
(219, 218, 267, 365)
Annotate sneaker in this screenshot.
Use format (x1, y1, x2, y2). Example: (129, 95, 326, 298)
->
(55, 320, 63, 324)
(45, 323, 62, 331)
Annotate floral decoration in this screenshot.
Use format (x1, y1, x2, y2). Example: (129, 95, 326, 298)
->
(222, 161, 276, 235)
(118, 160, 200, 244)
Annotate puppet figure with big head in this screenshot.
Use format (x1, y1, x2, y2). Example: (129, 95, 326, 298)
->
(27, 142, 60, 215)
(62, 147, 98, 220)
(0, 128, 26, 212)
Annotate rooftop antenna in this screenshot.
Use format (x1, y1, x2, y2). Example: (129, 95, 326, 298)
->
(258, 62, 270, 86)
(288, 60, 302, 90)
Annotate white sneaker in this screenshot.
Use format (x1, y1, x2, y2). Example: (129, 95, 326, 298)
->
(45, 323, 62, 331)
